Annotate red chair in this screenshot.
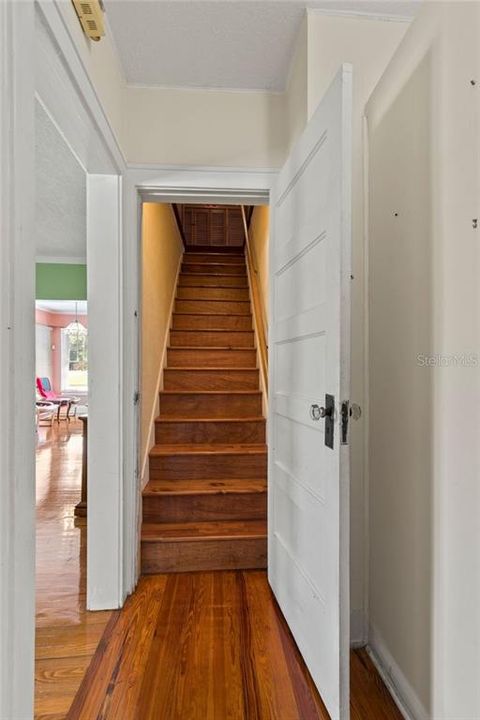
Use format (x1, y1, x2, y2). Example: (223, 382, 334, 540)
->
(36, 377, 78, 421)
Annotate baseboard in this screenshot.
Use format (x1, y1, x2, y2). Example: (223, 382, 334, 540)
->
(367, 623, 429, 720)
(140, 249, 183, 488)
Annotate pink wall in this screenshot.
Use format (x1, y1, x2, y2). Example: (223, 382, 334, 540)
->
(35, 309, 88, 394)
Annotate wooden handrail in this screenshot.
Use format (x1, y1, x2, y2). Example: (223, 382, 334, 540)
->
(241, 207, 268, 398)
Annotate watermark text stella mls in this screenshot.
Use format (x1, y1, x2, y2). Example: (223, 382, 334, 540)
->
(416, 353, 479, 368)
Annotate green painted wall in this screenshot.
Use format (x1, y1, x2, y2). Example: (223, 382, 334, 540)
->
(36, 263, 87, 300)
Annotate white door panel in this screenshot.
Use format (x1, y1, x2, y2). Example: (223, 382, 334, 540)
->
(268, 65, 352, 720)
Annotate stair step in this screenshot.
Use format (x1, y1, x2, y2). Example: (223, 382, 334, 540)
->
(170, 330, 254, 348)
(149, 443, 267, 480)
(143, 478, 267, 523)
(155, 417, 265, 444)
(178, 273, 248, 288)
(177, 286, 250, 301)
(167, 347, 257, 368)
(172, 314, 252, 331)
(175, 299, 251, 315)
(141, 520, 267, 573)
(164, 368, 259, 391)
(183, 252, 245, 264)
(159, 390, 262, 417)
(181, 262, 246, 275)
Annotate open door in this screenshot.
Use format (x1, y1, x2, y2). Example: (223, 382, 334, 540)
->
(268, 65, 352, 720)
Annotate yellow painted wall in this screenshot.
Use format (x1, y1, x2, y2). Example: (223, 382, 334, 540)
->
(248, 206, 270, 321)
(141, 204, 184, 481)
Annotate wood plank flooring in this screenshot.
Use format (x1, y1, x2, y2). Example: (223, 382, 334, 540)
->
(66, 571, 403, 720)
(35, 421, 112, 720)
(36, 393, 402, 720)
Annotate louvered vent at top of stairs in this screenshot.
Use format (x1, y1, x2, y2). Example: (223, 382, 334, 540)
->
(72, 0, 105, 41)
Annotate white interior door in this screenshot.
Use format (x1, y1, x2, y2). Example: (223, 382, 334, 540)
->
(268, 65, 352, 720)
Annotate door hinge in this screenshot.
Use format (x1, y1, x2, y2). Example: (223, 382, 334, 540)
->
(134, 391, 140, 405)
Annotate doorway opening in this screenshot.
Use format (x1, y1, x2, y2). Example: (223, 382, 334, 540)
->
(139, 201, 269, 573)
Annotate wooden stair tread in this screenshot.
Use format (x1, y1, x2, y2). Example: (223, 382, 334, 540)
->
(149, 443, 267, 456)
(180, 272, 245, 277)
(171, 329, 253, 333)
(160, 390, 261, 396)
(142, 519, 267, 542)
(167, 345, 255, 351)
(176, 299, 250, 303)
(178, 285, 248, 290)
(143, 478, 266, 495)
(155, 416, 264, 423)
(172, 312, 251, 317)
(163, 366, 257, 371)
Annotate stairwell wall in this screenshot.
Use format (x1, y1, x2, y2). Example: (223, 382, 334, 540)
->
(141, 203, 184, 486)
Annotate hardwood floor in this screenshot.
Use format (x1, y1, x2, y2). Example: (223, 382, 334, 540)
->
(36, 419, 402, 719)
(35, 421, 112, 720)
(66, 572, 403, 720)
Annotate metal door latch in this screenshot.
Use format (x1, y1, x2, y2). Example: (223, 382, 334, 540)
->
(310, 395, 335, 449)
(341, 401, 362, 444)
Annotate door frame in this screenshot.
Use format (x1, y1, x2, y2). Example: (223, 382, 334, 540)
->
(125, 164, 274, 582)
(1, 1, 129, 714)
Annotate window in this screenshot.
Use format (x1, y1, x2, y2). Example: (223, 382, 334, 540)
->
(61, 322, 88, 391)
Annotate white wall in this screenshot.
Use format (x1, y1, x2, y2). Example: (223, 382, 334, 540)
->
(56, 1, 288, 169)
(35, 324, 52, 380)
(56, 1, 125, 144)
(284, 15, 308, 153)
(124, 85, 287, 168)
(141, 203, 184, 484)
(304, 11, 409, 644)
(366, 3, 480, 718)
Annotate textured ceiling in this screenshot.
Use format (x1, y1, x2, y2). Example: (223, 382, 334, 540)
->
(35, 101, 87, 261)
(105, 0, 420, 91)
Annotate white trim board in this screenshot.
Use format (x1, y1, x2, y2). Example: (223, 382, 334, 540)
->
(367, 623, 429, 720)
(36, 255, 87, 264)
(130, 165, 275, 201)
(306, 8, 415, 24)
(0, 3, 36, 718)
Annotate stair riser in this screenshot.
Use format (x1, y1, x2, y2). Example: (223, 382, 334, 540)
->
(143, 491, 267, 523)
(159, 392, 262, 417)
(172, 314, 252, 331)
(170, 330, 254, 348)
(142, 537, 267, 573)
(155, 419, 265, 444)
(150, 453, 267, 480)
(179, 274, 248, 287)
(164, 369, 259, 391)
(182, 263, 246, 275)
(175, 300, 251, 315)
(183, 253, 245, 265)
(167, 348, 257, 368)
(177, 287, 250, 301)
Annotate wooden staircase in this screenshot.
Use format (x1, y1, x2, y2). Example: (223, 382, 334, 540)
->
(141, 246, 267, 573)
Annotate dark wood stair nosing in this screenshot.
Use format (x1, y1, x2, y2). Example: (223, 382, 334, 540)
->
(159, 390, 262, 395)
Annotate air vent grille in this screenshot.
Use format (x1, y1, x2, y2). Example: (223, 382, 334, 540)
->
(72, 0, 105, 42)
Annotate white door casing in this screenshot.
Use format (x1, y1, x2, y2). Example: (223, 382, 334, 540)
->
(268, 65, 352, 720)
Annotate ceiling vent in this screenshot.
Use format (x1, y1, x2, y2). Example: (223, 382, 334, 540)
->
(72, 0, 105, 42)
